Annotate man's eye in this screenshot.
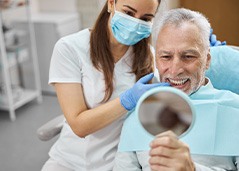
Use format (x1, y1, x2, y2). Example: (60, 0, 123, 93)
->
(184, 55, 195, 59)
(160, 56, 171, 60)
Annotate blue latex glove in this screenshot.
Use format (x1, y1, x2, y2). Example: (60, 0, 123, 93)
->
(210, 29, 226, 47)
(120, 73, 170, 111)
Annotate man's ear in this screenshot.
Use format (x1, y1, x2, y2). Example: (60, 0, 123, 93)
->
(206, 49, 211, 70)
(107, 0, 114, 13)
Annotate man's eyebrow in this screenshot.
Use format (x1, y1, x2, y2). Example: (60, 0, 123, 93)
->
(123, 5, 155, 17)
(157, 50, 173, 55)
(181, 49, 200, 56)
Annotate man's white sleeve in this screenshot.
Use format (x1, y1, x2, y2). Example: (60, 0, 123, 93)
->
(113, 152, 142, 171)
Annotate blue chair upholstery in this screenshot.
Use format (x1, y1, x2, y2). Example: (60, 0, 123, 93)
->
(206, 46, 239, 94)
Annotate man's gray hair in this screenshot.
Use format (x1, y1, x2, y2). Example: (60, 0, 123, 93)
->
(152, 8, 211, 49)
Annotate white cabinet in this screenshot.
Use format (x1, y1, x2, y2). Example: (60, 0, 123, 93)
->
(0, 1, 42, 121)
(35, 13, 80, 94)
(13, 12, 81, 94)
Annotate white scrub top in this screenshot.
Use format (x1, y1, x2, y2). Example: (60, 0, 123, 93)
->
(48, 29, 136, 171)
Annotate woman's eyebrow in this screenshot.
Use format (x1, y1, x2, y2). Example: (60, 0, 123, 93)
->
(123, 5, 155, 17)
(144, 14, 155, 17)
(123, 5, 137, 12)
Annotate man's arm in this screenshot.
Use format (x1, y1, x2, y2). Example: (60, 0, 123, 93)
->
(149, 131, 237, 171)
(236, 156, 239, 170)
(194, 163, 226, 171)
(113, 152, 142, 171)
(192, 155, 239, 171)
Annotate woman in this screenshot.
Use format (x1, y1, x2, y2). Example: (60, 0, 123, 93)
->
(42, 0, 165, 170)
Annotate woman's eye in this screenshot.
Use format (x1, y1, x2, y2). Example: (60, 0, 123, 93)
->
(124, 11, 134, 17)
(141, 18, 152, 22)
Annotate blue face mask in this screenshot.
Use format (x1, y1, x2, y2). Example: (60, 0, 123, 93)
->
(111, 10, 153, 46)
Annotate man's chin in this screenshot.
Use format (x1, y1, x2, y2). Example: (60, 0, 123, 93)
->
(174, 87, 191, 95)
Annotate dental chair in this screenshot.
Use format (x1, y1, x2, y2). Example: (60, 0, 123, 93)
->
(37, 114, 64, 141)
(37, 45, 239, 141)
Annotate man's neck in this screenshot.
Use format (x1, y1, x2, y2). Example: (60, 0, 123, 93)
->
(189, 77, 208, 96)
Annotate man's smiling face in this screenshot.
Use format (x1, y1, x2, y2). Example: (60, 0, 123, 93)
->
(156, 22, 211, 95)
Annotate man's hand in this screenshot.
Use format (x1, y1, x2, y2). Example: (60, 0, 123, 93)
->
(149, 131, 195, 171)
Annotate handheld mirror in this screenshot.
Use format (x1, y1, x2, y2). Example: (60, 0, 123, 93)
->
(136, 87, 195, 137)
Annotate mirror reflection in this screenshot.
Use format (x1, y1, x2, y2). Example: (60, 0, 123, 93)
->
(138, 91, 193, 137)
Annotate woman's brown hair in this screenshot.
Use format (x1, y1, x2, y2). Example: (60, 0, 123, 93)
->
(90, 0, 161, 102)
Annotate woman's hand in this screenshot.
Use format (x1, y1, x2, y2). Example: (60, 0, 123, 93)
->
(149, 131, 195, 171)
(210, 28, 226, 47)
(120, 73, 169, 111)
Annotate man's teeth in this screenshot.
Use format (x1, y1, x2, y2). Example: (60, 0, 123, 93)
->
(169, 78, 188, 85)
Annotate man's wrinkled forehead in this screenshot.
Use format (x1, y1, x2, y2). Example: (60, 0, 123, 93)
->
(156, 23, 206, 52)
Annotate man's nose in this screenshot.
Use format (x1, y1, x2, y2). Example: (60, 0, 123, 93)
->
(169, 58, 184, 76)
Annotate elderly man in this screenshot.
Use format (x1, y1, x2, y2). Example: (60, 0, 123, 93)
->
(113, 8, 239, 171)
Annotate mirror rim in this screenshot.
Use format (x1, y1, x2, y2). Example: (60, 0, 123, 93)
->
(136, 86, 196, 138)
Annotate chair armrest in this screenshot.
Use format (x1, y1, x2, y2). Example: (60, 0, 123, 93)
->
(37, 115, 65, 141)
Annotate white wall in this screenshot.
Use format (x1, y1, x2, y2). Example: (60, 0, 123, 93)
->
(166, 0, 180, 10)
(2, 0, 180, 31)
(33, 0, 99, 28)
(97, 0, 106, 10)
(30, 0, 180, 29)
(30, 0, 39, 13)
(77, 0, 100, 28)
(37, 0, 78, 12)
